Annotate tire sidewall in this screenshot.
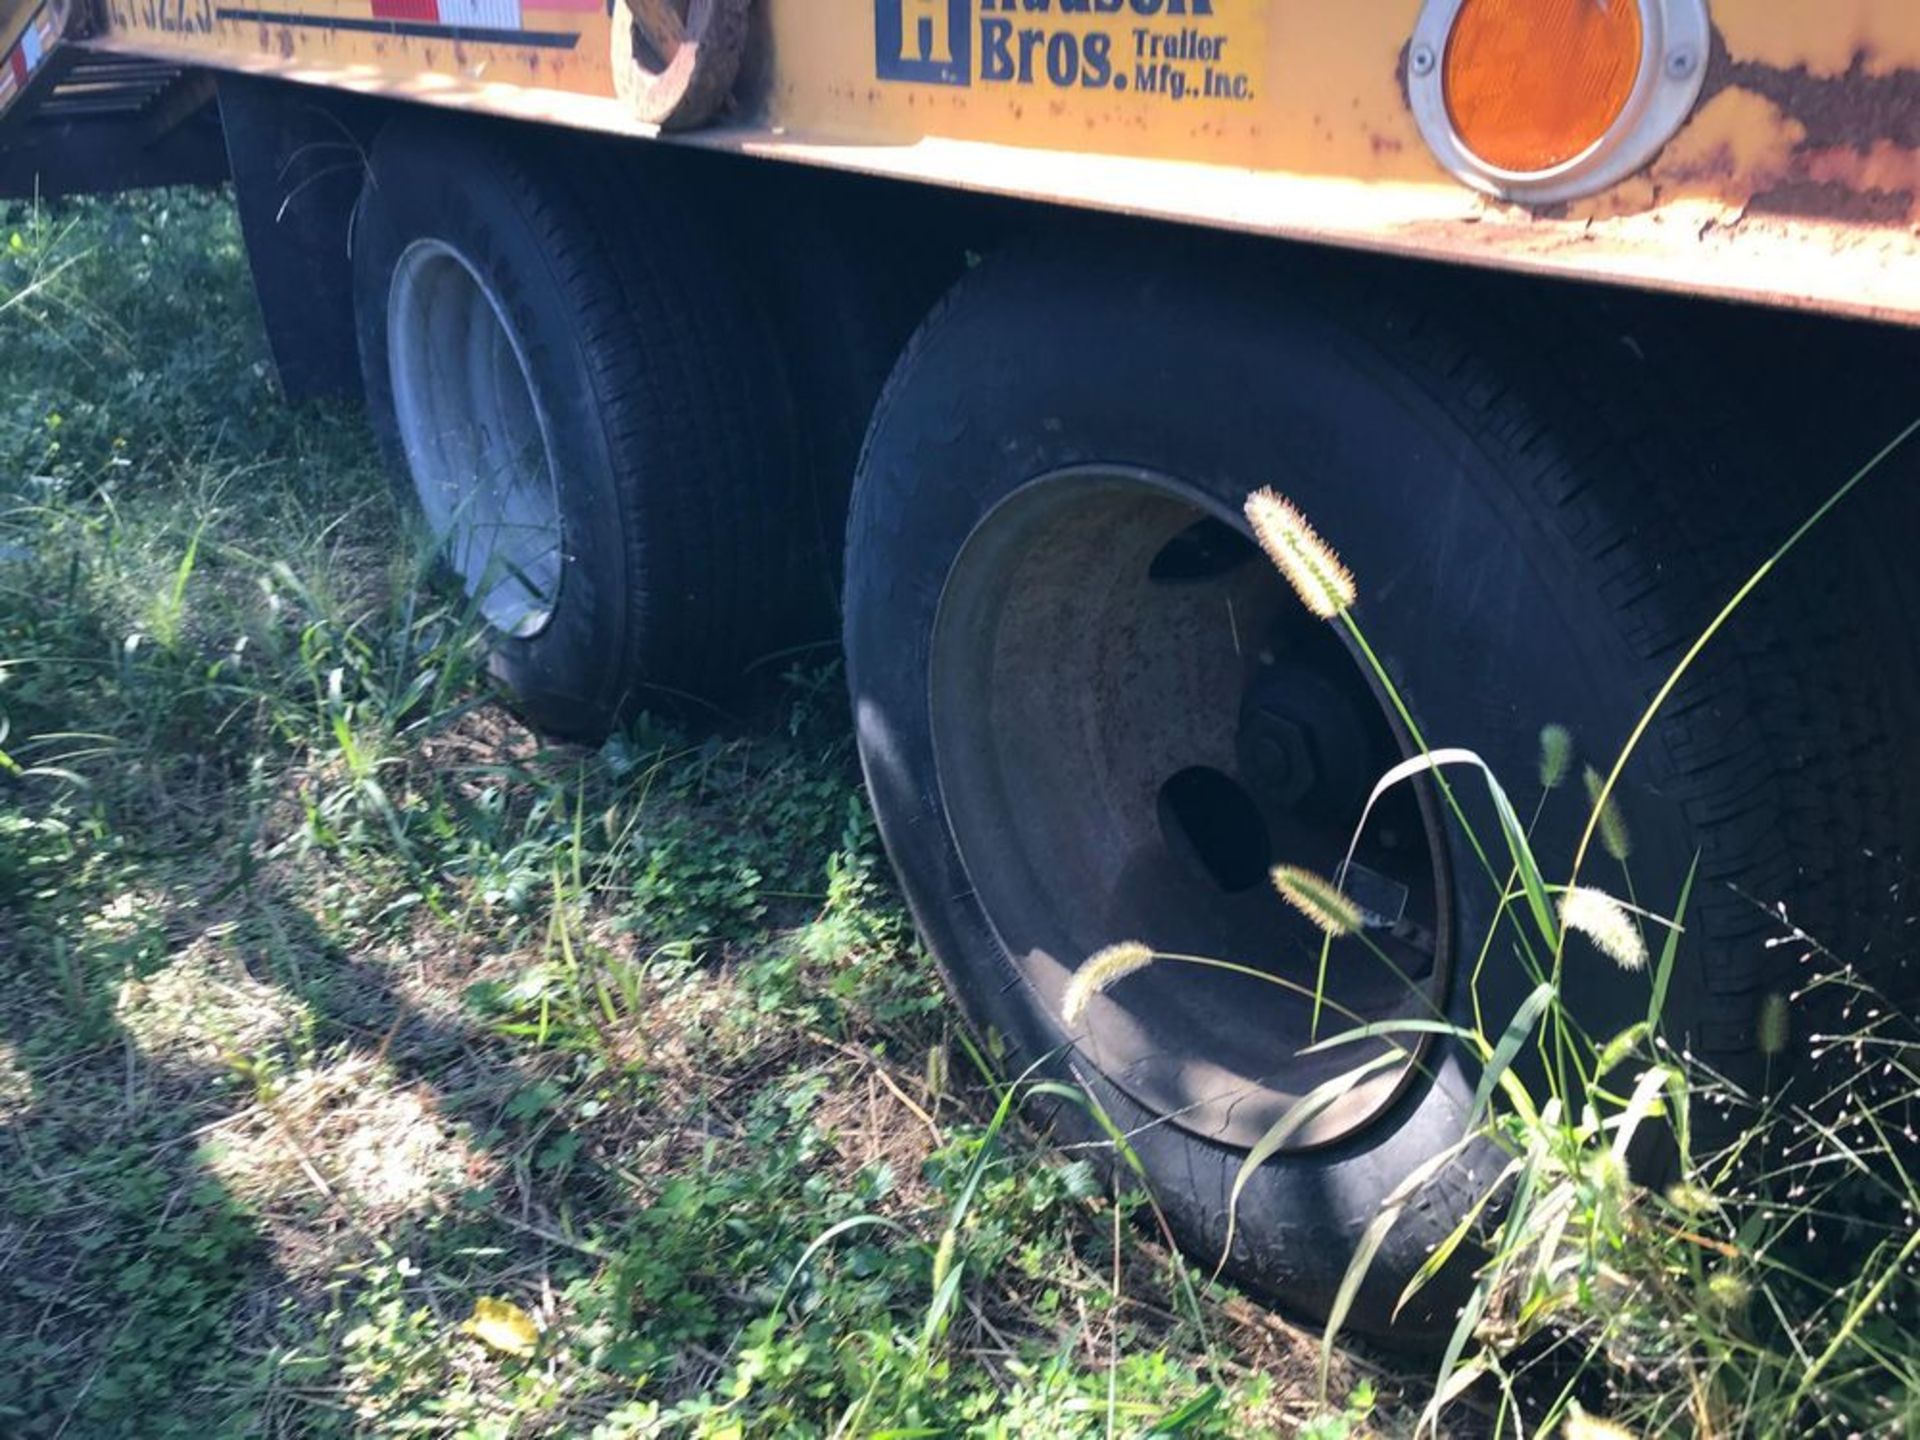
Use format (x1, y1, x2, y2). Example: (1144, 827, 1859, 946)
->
(845, 240, 1702, 1334)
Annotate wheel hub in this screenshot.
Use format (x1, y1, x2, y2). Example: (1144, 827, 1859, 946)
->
(1235, 664, 1371, 820)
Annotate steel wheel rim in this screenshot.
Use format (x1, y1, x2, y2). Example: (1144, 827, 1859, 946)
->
(388, 239, 564, 640)
(928, 467, 1452, 1150)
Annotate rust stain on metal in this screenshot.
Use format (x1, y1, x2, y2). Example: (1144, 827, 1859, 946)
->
(1711, 2, 1920, 82)
(1717, 49, 1920, 150)
(1748, 178, 1912, 223)
(1666, 26, 1920, 225)
(1652, 85, 1802, 186)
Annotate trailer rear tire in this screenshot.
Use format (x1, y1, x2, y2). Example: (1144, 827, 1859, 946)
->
(352, 118, 797, 736)
(844, 238, 1913, 1336)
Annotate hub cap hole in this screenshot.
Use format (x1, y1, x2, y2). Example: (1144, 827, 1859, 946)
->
(1148, 517, 1258, 583)
(1157, 766, 1271, 894)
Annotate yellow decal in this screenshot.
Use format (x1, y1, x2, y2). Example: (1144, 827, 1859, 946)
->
(772, 0, 1274, 163)
(874, 0, 1260, 101)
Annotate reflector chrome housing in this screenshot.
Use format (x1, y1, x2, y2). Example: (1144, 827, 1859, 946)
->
(1407, 0, 1711, 206)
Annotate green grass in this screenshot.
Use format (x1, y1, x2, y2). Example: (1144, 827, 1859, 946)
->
(0, 193, 1388, 1438)
(12, 187, 1912, 1440)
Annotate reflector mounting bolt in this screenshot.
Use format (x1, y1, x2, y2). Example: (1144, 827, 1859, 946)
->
(1409, 43, 1436, 78)
(1665, 47, 1698, 79)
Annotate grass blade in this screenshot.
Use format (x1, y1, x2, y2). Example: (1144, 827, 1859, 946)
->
(1320, 1132, 1479, 1399)
(1142, 1385, 1224, 1435)
(1340, 747, 1557, 950)
(1467, 981, 1556, 1132)
(1648, 853, 1698, 1030)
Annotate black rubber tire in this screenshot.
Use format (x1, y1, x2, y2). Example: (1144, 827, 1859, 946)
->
(727, 168, 966, 632)
(352, 116, 798, 737)
(843, 236, 1917, 1336)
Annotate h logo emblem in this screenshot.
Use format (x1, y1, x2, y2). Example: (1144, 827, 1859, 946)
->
(875, 0, 970, 86)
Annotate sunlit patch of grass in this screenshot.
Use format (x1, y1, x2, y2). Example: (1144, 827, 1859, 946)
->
(115, 934, 307, 1066)
(0, 1040, 30, 1121)
(202, 1055, 480, 1233)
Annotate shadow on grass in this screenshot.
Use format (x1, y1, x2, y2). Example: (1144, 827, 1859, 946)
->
(0, 836, 599, 1435)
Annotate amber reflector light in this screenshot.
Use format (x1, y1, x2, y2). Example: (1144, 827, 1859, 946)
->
(1443, 0, 1644, 173)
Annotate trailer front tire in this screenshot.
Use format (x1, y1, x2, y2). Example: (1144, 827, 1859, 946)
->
(352, 118, 797, 736)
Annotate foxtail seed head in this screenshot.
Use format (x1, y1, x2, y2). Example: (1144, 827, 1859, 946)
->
(1539, 724, 1573, 790)
(1061, 941, 1155, 1025)
(1757, 992, 1791, 1057)
(1701, 1271, 1752, 1317)
(1582, 766, 1633, 862)
(1664, 1181, 1717, 1217)
(1562, 1407, 1639, 1440)
(1243, 489, 1357, 621)
(1271, 864, 1363, 937)
(1559, 886, 1648, 972)
(1585, 1148, 1629, 1199)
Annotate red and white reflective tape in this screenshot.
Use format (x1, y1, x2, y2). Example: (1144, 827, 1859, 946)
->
(367, 0, 597, 26)
(0, 2, 56, 109)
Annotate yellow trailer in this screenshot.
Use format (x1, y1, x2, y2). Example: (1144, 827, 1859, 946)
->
(6, 0, 1918, 319)
(4, 0, 1914, 1337)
